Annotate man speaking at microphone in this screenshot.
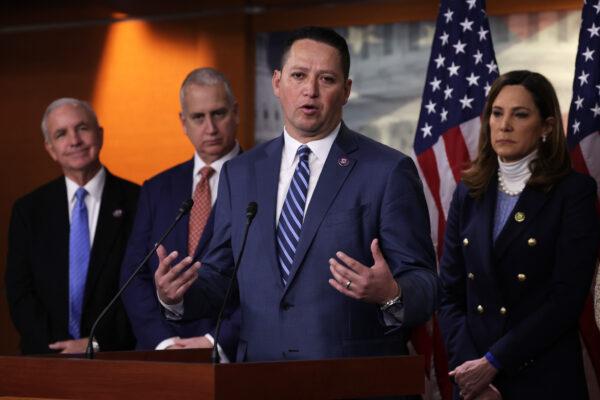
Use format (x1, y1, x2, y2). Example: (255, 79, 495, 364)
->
(156, 27, 438, 362)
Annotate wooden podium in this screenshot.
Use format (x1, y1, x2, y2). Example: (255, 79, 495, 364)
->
(0, 349, 424, 399)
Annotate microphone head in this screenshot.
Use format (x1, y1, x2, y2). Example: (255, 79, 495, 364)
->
(246, 202, 258, 220)
(180, 198, 194, 214)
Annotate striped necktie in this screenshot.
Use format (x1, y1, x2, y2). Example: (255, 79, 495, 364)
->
(276, 145, 311, 285)
(69, 187, 90, 339)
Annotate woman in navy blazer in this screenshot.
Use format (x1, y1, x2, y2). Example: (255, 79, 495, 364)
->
(438, 70, 599, 400)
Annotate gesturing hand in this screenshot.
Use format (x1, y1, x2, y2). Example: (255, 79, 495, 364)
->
(154, 244, 200, 305)
(328, 238, 400, 304)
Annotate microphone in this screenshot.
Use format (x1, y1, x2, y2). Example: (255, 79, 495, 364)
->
(85, 198, 194, 359)
(211, 201, 258, 363)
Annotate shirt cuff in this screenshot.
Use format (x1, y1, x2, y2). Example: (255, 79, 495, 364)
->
(157, 290, 184, 320)
(485, 351, 502, 370)
(156, 336, 180, 350)
(204, 334, 230, 363)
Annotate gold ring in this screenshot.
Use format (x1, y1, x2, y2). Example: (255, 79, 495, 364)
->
(345, 280, 352, 290)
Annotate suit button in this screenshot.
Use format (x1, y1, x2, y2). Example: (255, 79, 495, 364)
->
(517, 273, 527, 282)
(463, 238, 469, 246)
(476, 305, 484, 314)
(467, 272, 475, 280)
(499, 307, 507, 315)
(527, 238, 537, 247)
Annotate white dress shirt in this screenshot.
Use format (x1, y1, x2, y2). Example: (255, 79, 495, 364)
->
(65, 167, 106, 245)
(276, 124, 340, 222)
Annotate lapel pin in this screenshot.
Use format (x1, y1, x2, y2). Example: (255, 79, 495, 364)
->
(338, 157, 349, 167)
(112, 209, 123, 218)
(514, 211, 525, 223)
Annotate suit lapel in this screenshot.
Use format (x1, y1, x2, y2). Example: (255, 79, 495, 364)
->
(493, 185, 548, 259)
(283, 125, 358, 293)
(255, 136, 285, 287)
(48, 178, 70, 327)
(173, 159, 194, 256)
(84, 171, 125, 308)
(473, 181, 498, 280)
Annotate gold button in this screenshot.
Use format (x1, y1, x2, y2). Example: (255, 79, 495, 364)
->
(468, 272, 475, 280)
(476, 305, 484, 314)
(527, 238, 537, 247)
(514, 212, 525, 223)
(500, 307, 507, 315)
(463, 238, 469, 246)
(517, 273, 527, 282)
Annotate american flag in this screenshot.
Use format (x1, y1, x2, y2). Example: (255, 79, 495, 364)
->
(411, 1, 498, 399)
(413, 0, 499, 255)
(567, 0, 600, 393)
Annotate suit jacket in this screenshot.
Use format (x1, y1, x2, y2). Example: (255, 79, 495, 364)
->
(5, 170, 139, 354)
(438, 171, 599, 399)
(120, 159, 239, 359)
(186, 123, 439, 362)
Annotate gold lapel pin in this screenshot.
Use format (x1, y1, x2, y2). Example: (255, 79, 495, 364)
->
(514, 211, 525, 223)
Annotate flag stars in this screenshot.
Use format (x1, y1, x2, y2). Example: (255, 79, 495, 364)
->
(478, 26, 489, 41)
(593, 0, 600, 14)
(440, 108, 448, 122)
(434, 54, 446, 68)
(443, 8, 454, 23)
(425, 100, 437, 114)
(473, 50, 484, 64)
(466, 0, 477, 10)
(453, 40, 467, 54)
(440, 31, 450, 46)
(574, 96, 584, 110)
(582, 47, 595, 61)
(596, 84, 600, 95)
(486, 60, 498, 74)
(447, 62, 461, 77)
(421, 123, 433, 138)
(444, 85, 454, 100)
(466, 72, 480, 86)
(591, 103, 600, 117)
(578, 70, 589, 86)
(430, 76, 442, 92)
(459, 94, 474, 109)
(484, 82, 492, 96)
(588, 23, 600, 38)
(460, 18, 474, 32)
(572, 120, 580, 134)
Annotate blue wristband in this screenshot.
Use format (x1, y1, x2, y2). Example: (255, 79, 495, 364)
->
(485, 351, 501, 370)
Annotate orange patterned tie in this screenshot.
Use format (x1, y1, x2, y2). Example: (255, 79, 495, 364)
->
(188, 166, 215, 256)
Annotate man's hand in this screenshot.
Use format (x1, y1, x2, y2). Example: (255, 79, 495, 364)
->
(475, 385, 502, 400)
(449, 357, 498, 400)
(155, 244, 200, 305)
(328, 238, 399, 304)
(48, 338, 89, 354)
(166, 336, 213, 350)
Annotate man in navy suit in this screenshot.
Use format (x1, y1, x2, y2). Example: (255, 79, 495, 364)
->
(6, 98, 138, 354)
(156, 27, 438, 362)
(120, 68, 240, 359)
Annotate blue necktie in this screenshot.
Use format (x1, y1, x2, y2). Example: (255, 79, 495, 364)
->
(277, 145, 311, 285)
(69, 187, 90, 339)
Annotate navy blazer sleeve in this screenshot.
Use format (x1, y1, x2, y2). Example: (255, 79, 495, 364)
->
(120, 183, 181, 349)
(379, 157, 439, 328)
(5, 200, 52, 354)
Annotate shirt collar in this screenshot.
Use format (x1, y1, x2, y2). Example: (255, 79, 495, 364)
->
(193, 141, 240, 177)
(281, 123, 341, 168)
(65, 166, 106, 203)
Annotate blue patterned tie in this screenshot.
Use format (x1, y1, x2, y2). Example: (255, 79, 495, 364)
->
(69, 187, 90, 339)
(277, 145, 311, 285)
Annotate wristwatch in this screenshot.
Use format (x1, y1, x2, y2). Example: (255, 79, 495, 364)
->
(380, 293, 403, 311)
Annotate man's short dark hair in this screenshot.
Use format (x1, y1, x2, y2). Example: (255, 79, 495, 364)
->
(280, 26, 350, 80)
